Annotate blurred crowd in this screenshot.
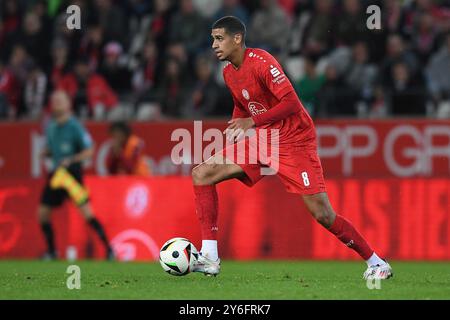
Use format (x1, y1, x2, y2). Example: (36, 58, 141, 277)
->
(1, 0, 450, 121)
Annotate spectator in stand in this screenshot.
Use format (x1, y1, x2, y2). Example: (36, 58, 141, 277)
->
(181, 54, 221, 118)
(426, 33, 450, 116)
(99, 41, 132, 99)
(156, 57, 189, 117)
(404, 0, 450, 34)
(91, 0, 127, 44)
(132, 40, 162, 106)
(0, 0, 449, 120)
(124, 0, 152, 23)
(78, 24, 105, 72)
(383, 0, 407, 36)
(336, 0, 369, 46)
(24, 62, 48, 119)
(12, 11, 51, 68)
(106, 121, 151, 176)
(148, 0, 174, 55)
(276, 0, 297, 18)
(52, 7, 83, 64)
(169, 0, 209, 56)
(0, 20, 4, 53)
(389, 62, 427, 115)
(345, 42, 379, 107)
(48, 39, 71, 92)
(0, 57, 20, 119)
(0, 0, 22, 61)
(247, 0, 290, 53)
(58, 57, 118, 119)
(29, 0, 53, 40)
(301, 0, 335, 59)
(293, 56, 325, 116)
(411, 12, 439, 65)
(317, 64, 357, 117)
(8, 44, 32, 86)
(192, 0, 222, 18)
(380, 34, 420, 88)
(214, 0, 249, 25)
(166, 41, 193, 84)
(7, 44, 33, 116)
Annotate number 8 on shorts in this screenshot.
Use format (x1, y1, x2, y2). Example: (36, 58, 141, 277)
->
(301, 171, 310, 187)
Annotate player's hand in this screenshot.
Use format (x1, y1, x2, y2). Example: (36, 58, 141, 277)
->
(223, 117, 255, 143)
(60, 157, 73, 167)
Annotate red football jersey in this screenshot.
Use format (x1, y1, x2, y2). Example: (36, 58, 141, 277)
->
(223, 48, 316, 146)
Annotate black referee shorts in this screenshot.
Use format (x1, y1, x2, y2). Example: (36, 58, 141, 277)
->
(40, 165, 88, 208)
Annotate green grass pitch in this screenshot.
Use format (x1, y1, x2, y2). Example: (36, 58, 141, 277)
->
(0, 260, 449, 300)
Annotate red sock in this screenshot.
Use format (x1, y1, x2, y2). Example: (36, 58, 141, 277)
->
(328, 215, 374, 260)
(193, 185, 218, 240)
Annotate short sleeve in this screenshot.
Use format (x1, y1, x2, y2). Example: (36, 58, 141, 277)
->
(75, 123, 93, 150)
(257, 54, 294, 101)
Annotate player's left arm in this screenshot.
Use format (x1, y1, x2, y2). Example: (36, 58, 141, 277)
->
(61, 125, 94, 167)
(252, 57, 302, 126)
(225, 56, 302, 142)
(252, 91, 301, 126)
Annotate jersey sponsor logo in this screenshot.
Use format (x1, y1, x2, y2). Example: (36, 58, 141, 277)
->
(242, 89, 250, 100)
(270, 66, 281, 78)
(248, 102, 267, 116)
(269, 65, 286, 84)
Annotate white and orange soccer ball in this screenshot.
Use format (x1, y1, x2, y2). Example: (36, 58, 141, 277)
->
(159, 237, 198, 276)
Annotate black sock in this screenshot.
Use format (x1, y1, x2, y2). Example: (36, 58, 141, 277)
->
(40, 222, 56, 254)
(87, 217, 111, 250)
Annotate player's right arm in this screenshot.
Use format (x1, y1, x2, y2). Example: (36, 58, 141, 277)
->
(60, 122, 94, 167)
(224, 83, 253, 142)
(223, 67, 254, 142)
(231, 94, 249, 119)
(42, 126, 52, 159)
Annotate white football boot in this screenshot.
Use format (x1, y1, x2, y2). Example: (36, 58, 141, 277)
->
(192, 253, 221, 277)
(363, 261, 393, 280)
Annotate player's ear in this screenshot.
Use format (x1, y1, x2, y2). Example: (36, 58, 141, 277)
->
(234, 33, 243, 46)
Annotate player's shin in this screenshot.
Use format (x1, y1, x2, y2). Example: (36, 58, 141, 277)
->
(327, 214, 374, 260)
(40, 221, 56, 256)
(86, 217, 114, 258)
(193, 185, 219, 261)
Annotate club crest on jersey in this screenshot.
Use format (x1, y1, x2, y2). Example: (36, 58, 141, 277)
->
(242, 89, 250, 100)
(248, 102, 267, 116)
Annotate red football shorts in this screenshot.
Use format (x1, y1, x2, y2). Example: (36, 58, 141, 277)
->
(217, 134, 327, 195)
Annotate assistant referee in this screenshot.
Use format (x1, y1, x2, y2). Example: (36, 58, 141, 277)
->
(39, 90, 114, 260)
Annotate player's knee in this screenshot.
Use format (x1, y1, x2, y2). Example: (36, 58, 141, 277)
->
(192, 164, 216, 185)
(315, 211, 334, 228)
(38, 206, 51, 223)
(308, 201, 335, 228)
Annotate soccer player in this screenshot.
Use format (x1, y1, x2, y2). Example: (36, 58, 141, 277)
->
(191, 16, 393, 280)
(38, 90, 114, 260)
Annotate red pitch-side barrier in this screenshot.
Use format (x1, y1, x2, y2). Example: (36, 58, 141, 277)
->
(0, 119, 449, 178)
(0, 176, 449, 260)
